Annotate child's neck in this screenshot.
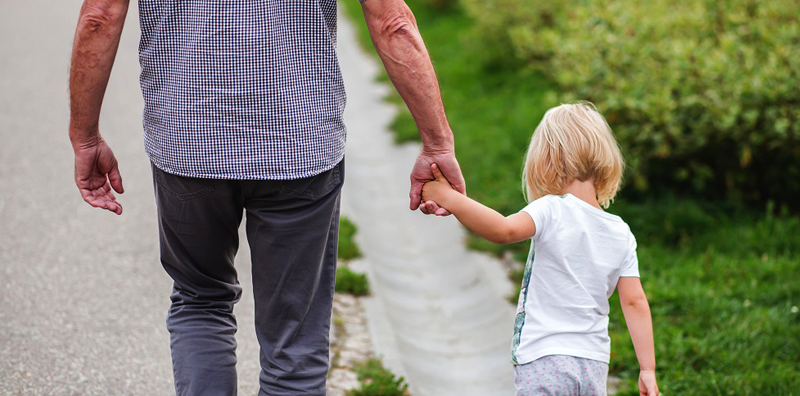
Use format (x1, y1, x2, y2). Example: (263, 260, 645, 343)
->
(562, 179, 603, 210)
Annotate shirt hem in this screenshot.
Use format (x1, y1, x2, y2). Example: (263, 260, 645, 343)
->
(513, 347, 610, 365)
(147, 151, 345, 181)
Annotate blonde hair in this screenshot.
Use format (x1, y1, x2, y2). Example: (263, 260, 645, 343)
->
(522, 102, 624, 208)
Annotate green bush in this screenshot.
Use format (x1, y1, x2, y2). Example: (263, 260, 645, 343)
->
(347, 359, 409, 396)
(342, 0, 800, 392)
(464, 0, 800, 207)
(339, 217, 363, 261)
(336, 266, 371, 296)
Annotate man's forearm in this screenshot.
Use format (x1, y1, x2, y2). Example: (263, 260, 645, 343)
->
(69, 0, 129, 147)
(362, 0, 453, 151)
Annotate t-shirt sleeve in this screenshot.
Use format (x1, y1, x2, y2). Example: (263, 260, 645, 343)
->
(519, 196, 556, 241)
(619, 233, 640, 277)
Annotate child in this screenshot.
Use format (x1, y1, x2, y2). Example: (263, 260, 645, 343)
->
(421, 102, 659, 396)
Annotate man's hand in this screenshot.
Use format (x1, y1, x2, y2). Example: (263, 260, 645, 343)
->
(68, 0, 129, 215)
(73, 138, 124, 215)
(360, 0, 464, 215)
(638, 369, 659, 396)
(410, 149, 465, 215)
(421, 163, 459, 206)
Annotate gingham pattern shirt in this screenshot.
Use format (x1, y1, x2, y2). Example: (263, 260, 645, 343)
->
(138, 0, 346, 180)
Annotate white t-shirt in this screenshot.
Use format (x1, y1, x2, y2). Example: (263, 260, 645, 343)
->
(511, 194, 639, 365)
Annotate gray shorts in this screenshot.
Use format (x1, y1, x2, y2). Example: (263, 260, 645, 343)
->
(515, 355, 608, 396)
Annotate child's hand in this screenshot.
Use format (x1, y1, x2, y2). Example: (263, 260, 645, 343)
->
(421, 163, 458, 209)
(638, 370, 659, 396)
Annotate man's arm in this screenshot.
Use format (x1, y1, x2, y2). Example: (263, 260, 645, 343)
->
(69, 0, 130, 215)
(360, 0, 465, 214)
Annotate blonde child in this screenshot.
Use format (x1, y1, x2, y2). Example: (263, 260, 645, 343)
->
(421, 102, 659, 396)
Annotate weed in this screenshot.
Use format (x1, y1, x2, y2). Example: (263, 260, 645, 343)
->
(339, 217, 363, 261)
(336, 266, 370, 296)
(347, 358, 410, 396)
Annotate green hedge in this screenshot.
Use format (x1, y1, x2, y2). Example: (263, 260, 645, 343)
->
(463, 0, 800, 207)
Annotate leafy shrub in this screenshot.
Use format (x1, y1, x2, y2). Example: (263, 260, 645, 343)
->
(463, 0, 800, 207)
(347, 359, 409, 396)
(418, 0, 457, 10)
(336, 266, 371, 296)
(339, 217, 363, 261)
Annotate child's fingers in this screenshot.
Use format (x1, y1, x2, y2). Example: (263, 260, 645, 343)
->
(430, 163, 445, 181)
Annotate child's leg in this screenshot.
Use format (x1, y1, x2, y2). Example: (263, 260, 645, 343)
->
(514, 355, 608, 396)
(578, 357, 608, 396)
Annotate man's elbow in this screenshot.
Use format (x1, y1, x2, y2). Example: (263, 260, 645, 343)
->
(378, 13, 415, 39)
(79, 2, 128, 33)
(366, 6, 421, 50)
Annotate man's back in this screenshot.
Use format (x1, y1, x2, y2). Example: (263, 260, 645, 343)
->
(139, 0, 346, 180)
(68, 0, 466, 393)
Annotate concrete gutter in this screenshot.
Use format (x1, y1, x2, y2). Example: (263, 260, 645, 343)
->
(337, 11, 518, 396)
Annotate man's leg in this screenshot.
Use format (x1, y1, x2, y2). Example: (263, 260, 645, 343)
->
(152, 165, 244, 396)
(244, 161, 344, 396)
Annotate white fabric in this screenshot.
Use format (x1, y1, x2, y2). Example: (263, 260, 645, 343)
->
(513, 194, 638, 365)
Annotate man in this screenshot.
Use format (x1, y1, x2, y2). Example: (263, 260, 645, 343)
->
(68, 0, 464, 395)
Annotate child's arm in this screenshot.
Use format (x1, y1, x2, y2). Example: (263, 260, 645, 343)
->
(421, 164, 535, 244)
(617, 277, 660, 396)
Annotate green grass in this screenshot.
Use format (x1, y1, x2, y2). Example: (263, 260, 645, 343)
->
(336, 265, 371, 296)
(347, 358, 410, 396)
(339, 217, 363, 261)
(341, 1, 800, 394)
(341, 0, 555, 216)
(337, 216, 370, 296)
(606, 205, 800, 395)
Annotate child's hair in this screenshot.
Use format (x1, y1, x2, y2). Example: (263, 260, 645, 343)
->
(522, 102, 624, 208)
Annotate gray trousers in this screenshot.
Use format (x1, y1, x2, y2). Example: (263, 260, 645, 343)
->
(514, 355, 608, 396)
(152, 160, 344, 396)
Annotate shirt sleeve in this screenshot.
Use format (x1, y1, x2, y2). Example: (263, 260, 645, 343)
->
(519, 196, 556, 241)
(619, 233, 640, 277)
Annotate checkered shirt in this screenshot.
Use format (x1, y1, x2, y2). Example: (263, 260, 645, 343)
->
(138, 0, 346, 180)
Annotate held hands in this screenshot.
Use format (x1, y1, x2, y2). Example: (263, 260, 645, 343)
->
(421, 163, 459, 212)
(73, 138, 124, 215)
(638, 370, 659, 396)
(409, 149, 465, 215)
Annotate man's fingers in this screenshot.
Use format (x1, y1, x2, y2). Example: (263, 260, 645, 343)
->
(452, 179, 466, 195)
(420, 204, 430, 215)
(435, 158, 466, 195)
(434, 207, 451, 216)
(109, 166, 124, 194)
(81, 187, 123, 215)
(409, 182, 423, 211)
(423, 200, 439, 212)
(447, 167, 466, 195)
(422, 200, 451, 216)
(108, 201, 123, 215)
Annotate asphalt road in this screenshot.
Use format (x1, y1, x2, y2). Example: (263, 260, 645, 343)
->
(0, 2, 261, 395)
(1, 2, 516, 395)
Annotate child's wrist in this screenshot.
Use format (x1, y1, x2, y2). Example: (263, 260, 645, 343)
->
(439, 189, 459, 208)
